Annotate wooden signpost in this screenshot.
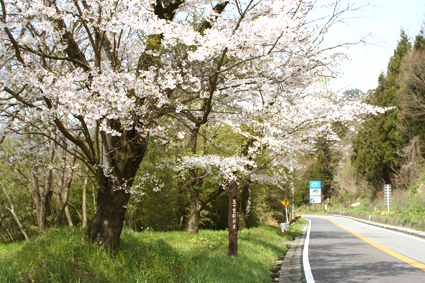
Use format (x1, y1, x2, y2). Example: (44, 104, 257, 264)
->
(228, 180, 238, 256)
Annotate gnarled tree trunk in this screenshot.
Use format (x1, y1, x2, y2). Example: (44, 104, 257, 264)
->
(84, 179, 130, 249)
(84, 133, 148, 250)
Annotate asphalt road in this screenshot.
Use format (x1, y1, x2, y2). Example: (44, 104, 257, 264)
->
(303, 215, 425, 283)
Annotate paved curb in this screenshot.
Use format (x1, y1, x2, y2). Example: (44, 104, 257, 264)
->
(329, 214, 425, 239)
(278, 223, 307, 283)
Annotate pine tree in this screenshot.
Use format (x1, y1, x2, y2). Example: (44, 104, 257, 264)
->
(413, 28, 425, 51)
(398, 26, 425, 151)
(352, 31, 412, 187)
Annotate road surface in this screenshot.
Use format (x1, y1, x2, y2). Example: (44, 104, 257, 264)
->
(303, 215, 425, 283)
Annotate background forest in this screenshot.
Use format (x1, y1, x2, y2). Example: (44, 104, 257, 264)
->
(297, 24, 425, 226)
(2, 16, 425, 245)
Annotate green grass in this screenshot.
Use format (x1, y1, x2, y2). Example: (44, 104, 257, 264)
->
(0, 220, 306, 283)
(312, 199, 425, 231)
(296, 203, 327, 215)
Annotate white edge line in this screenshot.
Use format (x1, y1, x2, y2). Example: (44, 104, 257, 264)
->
(303, 218, 315, 283)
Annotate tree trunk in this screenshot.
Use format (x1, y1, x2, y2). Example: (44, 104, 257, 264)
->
(53, 159, 76, 226)
(84, 132, 148, 250)
(177, 179, 187, 231)
(1, 181, 29, 240)
(238, 139, 254, 230)
(65, 205, 73, 228)
(238, 180, 251, 230)
(84, 181, 130, 249)
(187, 188, 200, 235)
(185, 123, 225, 235)
(32, 143, 55, 233)
(82, 176, 88, 228)
(31, 168, 43, 232)
(31, 167, 52, 233)
(187, 123, 206, 235)
(187, 184, 225, 235)
(128, 211, 133, 230)
(54, 146, 76, 226)
(1, 222, 14, 242)
(42, 145, 55, 226)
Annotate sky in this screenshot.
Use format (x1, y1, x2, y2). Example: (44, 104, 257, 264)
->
(324, 0, 425, 93)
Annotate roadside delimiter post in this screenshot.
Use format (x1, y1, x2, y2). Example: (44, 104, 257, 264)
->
(228, 180, 238, 256)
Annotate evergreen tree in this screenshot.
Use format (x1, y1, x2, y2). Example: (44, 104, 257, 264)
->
(352, 31, 412, 187)
(295, 136, 339, 205)
(309, 138, 335, 198)
(413, 28, 425, 51)
(398, 26, 425, 154)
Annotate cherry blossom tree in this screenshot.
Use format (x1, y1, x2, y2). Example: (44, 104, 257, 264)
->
(0, 0, 382, 248)
(170, 85, 385, 232)
(155, 0, 383, 234)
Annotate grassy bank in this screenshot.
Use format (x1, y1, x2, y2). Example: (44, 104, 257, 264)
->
(296, 197, 425, 231)
(0, 220, 306, 283)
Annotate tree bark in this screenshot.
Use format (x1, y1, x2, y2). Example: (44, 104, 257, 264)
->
(238, 180, 251, 230)
(26, 134, 55, 232)
(42, 145, 55, 225)
(177, 179, 186, 231)
(1, 221, 14, 242)
(84, 180, 130, 249)
(31, 165, 53, 233)
(183, 2, 229, 234)
(238, 139, 254, 230)
(31, 168, 43, 232)
(185, 123, 227, 234)
(187, 184, 226, 234)
(187, 187, 200, 235)
(82, 176, 88, 228)
(84, 133, 148, 250)
(187, 125, 201, 235)
(53, 151, 76, 226)
(65, 205, 73, 228)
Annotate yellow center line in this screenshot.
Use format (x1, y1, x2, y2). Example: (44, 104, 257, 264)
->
(314, 216, 425, 272)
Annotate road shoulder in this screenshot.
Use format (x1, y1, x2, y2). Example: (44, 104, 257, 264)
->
(278, 222, 307, 283)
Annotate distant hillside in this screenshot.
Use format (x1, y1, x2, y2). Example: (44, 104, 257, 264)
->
(343, 88, 363, 100)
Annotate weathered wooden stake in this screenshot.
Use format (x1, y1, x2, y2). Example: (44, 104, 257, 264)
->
(228, 180, 238, 256)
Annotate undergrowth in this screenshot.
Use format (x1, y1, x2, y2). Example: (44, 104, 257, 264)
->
(0, 221, 306, 283)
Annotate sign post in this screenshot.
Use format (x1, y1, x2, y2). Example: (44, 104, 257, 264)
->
(310, 181, 322, 204)
(282, 198, 290, 223)
(291, 181, 295, 220)
(228, 181, 238, 256)
(384, 184, 391, 213)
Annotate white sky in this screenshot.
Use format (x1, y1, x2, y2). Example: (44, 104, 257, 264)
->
(324, 0, 425, 92)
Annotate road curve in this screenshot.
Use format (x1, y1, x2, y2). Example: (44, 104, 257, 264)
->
(303, 215, 425, 283)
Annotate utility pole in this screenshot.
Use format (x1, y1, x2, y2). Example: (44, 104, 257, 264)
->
(291, 180, 295, 220)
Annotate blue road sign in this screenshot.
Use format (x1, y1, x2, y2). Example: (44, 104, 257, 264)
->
(310, 181, 321, 189)
(310, 196, 322, 203)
